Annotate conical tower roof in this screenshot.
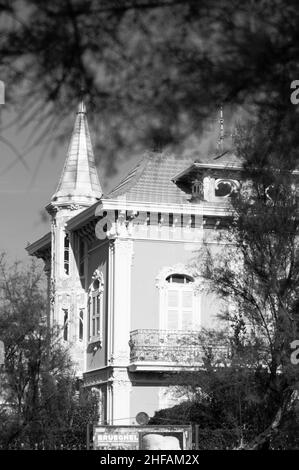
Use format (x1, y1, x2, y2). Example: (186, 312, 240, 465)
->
(51, 101, 102, 206)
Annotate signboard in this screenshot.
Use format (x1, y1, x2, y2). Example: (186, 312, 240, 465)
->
(93, 425, 192, 450)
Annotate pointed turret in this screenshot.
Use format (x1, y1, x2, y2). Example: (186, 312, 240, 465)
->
(51, 101, 102, 207)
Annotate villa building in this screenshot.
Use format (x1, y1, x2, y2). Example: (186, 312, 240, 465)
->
(26, 101, 242, 424)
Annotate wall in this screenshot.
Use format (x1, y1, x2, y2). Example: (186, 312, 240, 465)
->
(85, 240, 110, 371)
(130, 385, 160, 423)
(131, 240, 198, 330)
(131, 238, 224, 331)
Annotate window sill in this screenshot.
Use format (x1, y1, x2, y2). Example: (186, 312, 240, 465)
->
(88, 337, 102, 346)
(87, 339, 102, 354)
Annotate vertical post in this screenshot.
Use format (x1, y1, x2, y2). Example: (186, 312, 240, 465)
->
(195, 424, 199, 450)
(86, 423, 90, 450)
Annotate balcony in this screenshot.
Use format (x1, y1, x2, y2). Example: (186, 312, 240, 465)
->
(129, 329, 230, 372)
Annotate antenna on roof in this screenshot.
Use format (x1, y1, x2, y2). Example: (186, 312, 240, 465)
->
(217, 105, 224, 153)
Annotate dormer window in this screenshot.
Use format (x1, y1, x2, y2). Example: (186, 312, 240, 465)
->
(215, 179, 240, 198)
(172, 159, 242, 203)
(191, 179, 203, 200)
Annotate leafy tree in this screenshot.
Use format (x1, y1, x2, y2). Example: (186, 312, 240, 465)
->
(191, 118, 299, 448)
(0, 254, 99, 449)
(1, 1, 299, 173)
(150, 116, 299, 450)
(150, 327, 299, 449)
(149, 326, 281, 449)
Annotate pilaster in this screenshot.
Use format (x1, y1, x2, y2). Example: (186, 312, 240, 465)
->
(109, 238, 134, 367)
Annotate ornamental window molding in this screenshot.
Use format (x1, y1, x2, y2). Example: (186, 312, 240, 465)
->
(90, 269, 104, 293)
(215, 179, 240, 198)
(88, 268, 104, 344)
(155, 264, 199, 291)
(156, 263, 201, 331)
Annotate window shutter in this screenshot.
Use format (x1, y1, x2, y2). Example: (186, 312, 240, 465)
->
(167, 290, 179, 329)
(182, 291, 193, 330)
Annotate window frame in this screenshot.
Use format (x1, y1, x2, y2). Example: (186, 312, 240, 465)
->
(63, 233, 70, 276)
(88, 270, 104, 344)
(79, 308, 84, 342)
(63, 308, 68, 341)
(156, 266, 201, 332)
(166, 275, 195, 330)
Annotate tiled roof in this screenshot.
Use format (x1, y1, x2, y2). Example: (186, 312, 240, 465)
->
(107, 152, 194, 204)
(107, 149, 242, 205)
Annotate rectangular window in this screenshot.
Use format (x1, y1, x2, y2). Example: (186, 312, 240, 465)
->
(79, 309, 84, 341)
(64, 235, 70, 275)
(89, 292, 102, 342)
(63, 309, 68, 341)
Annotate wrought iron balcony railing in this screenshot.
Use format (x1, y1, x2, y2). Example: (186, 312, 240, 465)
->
(129, 329, 230, 369)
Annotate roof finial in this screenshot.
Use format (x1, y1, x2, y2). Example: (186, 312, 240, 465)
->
(77, 81, 86, 114)
(218, 105, 224, 152)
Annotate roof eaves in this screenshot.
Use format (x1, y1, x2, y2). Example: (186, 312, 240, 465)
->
(66, 200, 101, 231)
(26, 232, 51, 256)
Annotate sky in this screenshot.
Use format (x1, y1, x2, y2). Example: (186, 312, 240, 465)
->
(0, 103, 137, 263)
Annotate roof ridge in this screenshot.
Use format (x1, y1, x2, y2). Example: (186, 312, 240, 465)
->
(107, 151, 159, 198)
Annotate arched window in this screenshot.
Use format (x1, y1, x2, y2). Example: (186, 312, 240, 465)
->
(166, 274, 194, 330)
(166, 274, 193, 284)
(88, 270, 104, 343)
(157, 266, 200, 331)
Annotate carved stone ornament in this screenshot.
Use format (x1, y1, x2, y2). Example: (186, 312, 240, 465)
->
(156, 263, 198, 289)
(67, 204, 84, 211)
(109, 368, 131, 387)
(90, 269, 104, 292)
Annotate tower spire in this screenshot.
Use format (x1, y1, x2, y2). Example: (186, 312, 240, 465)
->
(50, 100, 102, 208)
